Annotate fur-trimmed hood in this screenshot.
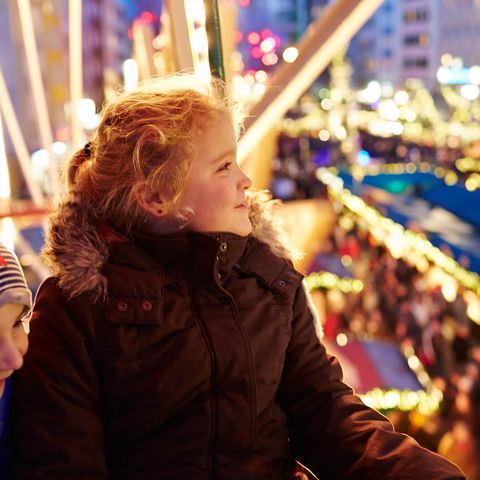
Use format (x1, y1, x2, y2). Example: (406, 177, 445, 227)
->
(43, 190, 300, 301)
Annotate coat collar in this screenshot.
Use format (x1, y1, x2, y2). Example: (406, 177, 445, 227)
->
(42, 190, 301, 301)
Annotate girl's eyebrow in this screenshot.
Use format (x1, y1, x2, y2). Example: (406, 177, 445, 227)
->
(210, 149, 236, 165)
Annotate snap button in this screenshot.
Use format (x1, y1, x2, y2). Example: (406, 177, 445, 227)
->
(278, 280, 287, 287)
(116, 301, 128, 312)
(219, 242, 228, 252)
(140, 300, 152, 312)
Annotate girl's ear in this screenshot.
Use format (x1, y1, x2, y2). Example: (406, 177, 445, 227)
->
(137, 186, 167, 217)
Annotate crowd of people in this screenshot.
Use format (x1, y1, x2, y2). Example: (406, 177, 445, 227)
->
(312, 223, 480, 478)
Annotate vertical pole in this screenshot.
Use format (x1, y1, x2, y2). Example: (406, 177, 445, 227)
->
(204, 0, 225, 81)
(69, 0, 84, 151)
(16, 0, 60, 201)
(0, 67, 45, 208)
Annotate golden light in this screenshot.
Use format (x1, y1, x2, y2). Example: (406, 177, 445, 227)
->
(255, 70, 268, 82)
(123, 59, 139, 92)
(320, 98, 332, 110)
(444, 171, 458, 185)
(465, 177, 477, 191)
(394, 90, 409, 106)
(441, 279, 458, 302)
(467, 300, 480, 324)
(336, 332, 348, 347)
(441, 53, 453, 66)
(318, 129, 330, 141)
(0, 217, 16, 251)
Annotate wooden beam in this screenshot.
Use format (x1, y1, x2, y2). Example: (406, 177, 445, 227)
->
(238, 0, 384, 167)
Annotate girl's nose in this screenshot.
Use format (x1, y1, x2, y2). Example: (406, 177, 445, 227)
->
(239, 169, 252, 190)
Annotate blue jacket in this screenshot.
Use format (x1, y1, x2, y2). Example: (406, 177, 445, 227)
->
(0, 378, 13, 478)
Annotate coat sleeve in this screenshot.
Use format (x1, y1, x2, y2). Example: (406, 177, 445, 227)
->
(278, 284, 466, 480)
(13, 278, 107, 479)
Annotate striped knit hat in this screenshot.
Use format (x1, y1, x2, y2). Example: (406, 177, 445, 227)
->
(0, 242, 32, 309)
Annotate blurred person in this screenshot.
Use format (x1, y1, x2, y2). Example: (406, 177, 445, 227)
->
(14, 74, 466, 479)
(467, 345, 480, 457)
(438, 420, 479, 480)
(0, 243, 32, 477)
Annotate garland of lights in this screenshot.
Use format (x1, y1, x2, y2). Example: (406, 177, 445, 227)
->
(304, 271, 363, 294)
(316, 168, 480, 298)
(359, 387, 442, 415)
(359, 341, 443, 415)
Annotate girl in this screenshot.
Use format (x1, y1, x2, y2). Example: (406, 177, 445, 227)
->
(14, 74, 465, 479)
(0, 242, 31, 477)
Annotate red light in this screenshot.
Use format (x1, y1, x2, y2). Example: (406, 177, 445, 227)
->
(247, 32, 260, 45)
(234, 30, 243, 43)
(273, 35, 281, 47)
(261, 28, 272, 39)
(55, 126, 71, 142)
(238, 0, 250, 6)
(128, 27, 133, 39)
(140, 11, 156, 24)
(251, 46, 263, 59)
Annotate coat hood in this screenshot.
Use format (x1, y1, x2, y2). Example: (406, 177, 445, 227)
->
(43, 189, 301, 301)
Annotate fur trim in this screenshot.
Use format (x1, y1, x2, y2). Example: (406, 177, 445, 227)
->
(43, 190, 301, 301)
(42, 201, 109, 302)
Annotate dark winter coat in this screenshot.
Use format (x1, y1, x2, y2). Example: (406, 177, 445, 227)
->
(13, 193, 465, 479)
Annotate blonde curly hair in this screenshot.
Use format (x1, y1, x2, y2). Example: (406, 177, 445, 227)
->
(67, 73, 243, 232)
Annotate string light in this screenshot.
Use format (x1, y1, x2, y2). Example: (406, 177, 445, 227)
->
(316, 168, 480, 315)
(304, 270, 364, 294)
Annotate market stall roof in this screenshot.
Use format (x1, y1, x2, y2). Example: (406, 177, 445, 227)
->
(325, 337, 423, 394)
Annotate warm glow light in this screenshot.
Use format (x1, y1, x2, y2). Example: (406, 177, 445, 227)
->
(123, 59, 139, 92)
(394, 90, 409, 105)
(255, 70, 267, 83)
(336, 333, 348, 347)
(460, 84, 480, 101)
(77, 98, 99, 130)
(262, 53, 278, 66)
(318, 129, 330, 141)
(441, 279, 458, 302)
(0, 218, 16, 252)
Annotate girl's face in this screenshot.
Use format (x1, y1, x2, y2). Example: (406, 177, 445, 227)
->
(0, 303, 30, 398)
(176, 115, 252, 236)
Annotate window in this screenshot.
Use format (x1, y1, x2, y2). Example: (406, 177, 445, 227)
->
(403, 57, 429, 68)
(404, 8, 429, 23)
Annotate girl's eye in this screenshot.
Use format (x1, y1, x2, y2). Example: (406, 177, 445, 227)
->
(217, 162, 232, 172)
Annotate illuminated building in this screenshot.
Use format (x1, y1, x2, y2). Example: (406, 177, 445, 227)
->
(348, 0, 401, 86)
(83, 0, 130, 107)
(439, 0, 480, 69)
